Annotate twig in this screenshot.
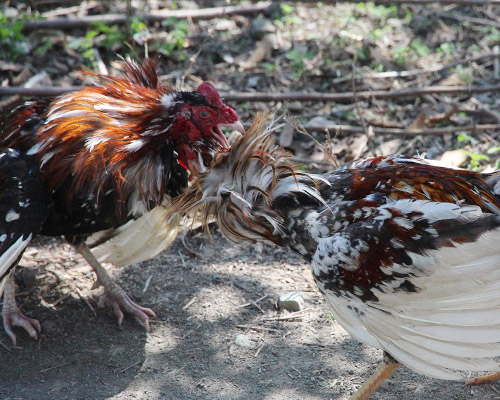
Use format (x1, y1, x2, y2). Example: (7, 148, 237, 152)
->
(260, 312, 307, 322)
(237, 294, 268, 309)
(76, 287, 97, 317)
(0, 339, 12, 353)
(182, 296, 197, 310)
(235, 324, 282, 332)
(41, 362, 74, 373)
(5, 84, 500, 102)
(21, 3, 272, 31)
(295, 0, 500, 4)
(41, 2, 99, 18)
(118, 360, 143, 374)
(142, 274, 153, 294)
(303, 123, 500, 136)
(435, 11, 500, 29)
(254, 343, 265, 357)
(331, 52, 500, 84)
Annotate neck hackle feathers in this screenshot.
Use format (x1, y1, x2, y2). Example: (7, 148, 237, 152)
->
(171, 113, 324, 243)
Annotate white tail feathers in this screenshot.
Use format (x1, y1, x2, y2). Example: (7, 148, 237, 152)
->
(87, 198, 180, 267)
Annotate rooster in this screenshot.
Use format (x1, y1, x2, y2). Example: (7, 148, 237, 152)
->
(0, 58, 244, 345)
(173, 114, 500, 399)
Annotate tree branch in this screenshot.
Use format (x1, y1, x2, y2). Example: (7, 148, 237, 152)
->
(295, 0, 500, 4)
(331, 53, 500, 84)
(21, 2, 272, 31)
(2, 84, 500, 104)
(302, 124, 500, 136)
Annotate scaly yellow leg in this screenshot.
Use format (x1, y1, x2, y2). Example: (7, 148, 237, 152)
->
(466, 371, 500, 386)
(349, 353, 401, 400)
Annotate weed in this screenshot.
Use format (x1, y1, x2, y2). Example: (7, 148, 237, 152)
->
(285, 49, 314, 78)
(158, 18, 188, 58)
(461, 150, 488, 171)
(0, 11, 30, 60)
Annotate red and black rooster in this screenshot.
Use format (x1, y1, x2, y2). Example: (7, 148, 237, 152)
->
(0, 58, 243, 344)
(173, 115, 500, 399)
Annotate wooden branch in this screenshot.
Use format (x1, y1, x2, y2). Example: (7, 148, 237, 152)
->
(2, 84, 500, 104)
(21, 2, 272, 31)
(302, 124, 500, 136)
(435, 12, 500, 29)
(294, 0, 500, 4)
(331, 53, 500, 84)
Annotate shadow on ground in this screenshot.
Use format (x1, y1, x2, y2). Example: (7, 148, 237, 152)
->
(1, 231, 499, 400)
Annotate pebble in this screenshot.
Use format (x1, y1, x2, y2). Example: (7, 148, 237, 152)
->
(234, 334, 255, 348)
(249, 18, 276, 40)
(278, 291, 305, 312)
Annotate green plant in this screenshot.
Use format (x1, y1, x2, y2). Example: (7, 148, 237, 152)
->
(461, 150, 489, 171)
(355, 2, 397, 25)
(275, 4, 303, 27)
(285, 49, 314, 78)
(456, 132, 478, 147)
(437, 42, 455, 55)
(68, 17, 147, 65)
(0, 11, 28, 60)
(158, 18, 188, 58)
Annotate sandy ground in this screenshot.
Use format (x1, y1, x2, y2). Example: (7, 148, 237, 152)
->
(1, 229, 500, 400)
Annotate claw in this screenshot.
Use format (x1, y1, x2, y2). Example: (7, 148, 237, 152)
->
(75, 243, 156, 331)
(98, 289, 156, 331)
(2, 274, 41, 345)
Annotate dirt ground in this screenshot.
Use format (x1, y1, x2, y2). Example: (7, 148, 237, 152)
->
(2, 1, 500, 399)
(1, 229, 500, 400)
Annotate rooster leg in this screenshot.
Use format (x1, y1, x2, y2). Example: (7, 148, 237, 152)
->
(2, 273, 41, 345)
(349, 352, 401, 400)
(74, 243, 156, 331)
(466, 372, 500, 386)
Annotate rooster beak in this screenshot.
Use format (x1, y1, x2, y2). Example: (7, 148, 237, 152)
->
(221, 121, 245, 134)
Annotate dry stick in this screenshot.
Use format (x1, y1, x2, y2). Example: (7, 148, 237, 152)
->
(331, 53, 500, 84)
(304, 123, 500, 136)
(41, 2, 99, 18)
(294, 0, 500, 4)
(4, 84, 500, 103)
(21, 2, 272, 31)
(435, 12, 500, 29)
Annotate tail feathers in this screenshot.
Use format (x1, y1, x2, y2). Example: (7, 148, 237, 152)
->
(87, 199, 180, 267)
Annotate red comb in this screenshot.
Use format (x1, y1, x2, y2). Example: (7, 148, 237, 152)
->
(197, 82, 223, 107)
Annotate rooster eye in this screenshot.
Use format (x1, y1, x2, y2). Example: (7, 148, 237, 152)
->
(200, 110, 210, 118)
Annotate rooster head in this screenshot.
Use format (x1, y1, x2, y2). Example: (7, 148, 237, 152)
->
(167, 81, 244, 173)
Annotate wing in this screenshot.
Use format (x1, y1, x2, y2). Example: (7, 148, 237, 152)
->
(86, 197, 180, 267)
(310, 198, 500, 380)
(0, 149, 50, 295)
(324, 155, 500, 215)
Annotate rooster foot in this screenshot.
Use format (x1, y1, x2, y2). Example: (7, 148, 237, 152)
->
(2, 274, 41, 346)
(97, 283, 156, 331)
(74, 242, 156, 330)
(466, 372, 500, 386)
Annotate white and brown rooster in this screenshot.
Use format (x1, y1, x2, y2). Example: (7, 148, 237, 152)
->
(173, 114, 500, 399)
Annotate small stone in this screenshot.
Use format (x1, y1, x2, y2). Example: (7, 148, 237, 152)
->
(440, 149, 469, 168)
(215, 19, 237, 31)
(234, 334, 255, 348)
(278, 291, 304, 312)
(249, 18, 276, 40)
(222, 54, 234, 64)
(306, 115, 335, 128)
(246, 76, 260, 88)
